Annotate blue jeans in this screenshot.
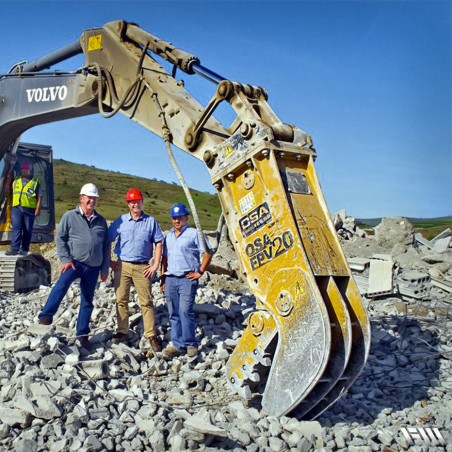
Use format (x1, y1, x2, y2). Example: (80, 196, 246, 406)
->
(11, 206, 35, 252)
(39, 261, 100, 336)
(164, 276, 199, 351)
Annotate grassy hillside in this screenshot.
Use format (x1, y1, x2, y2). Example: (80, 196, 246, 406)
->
(54, 159, 222, 230)
(407, 217, 452, 240)
(53, 159, 451, 239)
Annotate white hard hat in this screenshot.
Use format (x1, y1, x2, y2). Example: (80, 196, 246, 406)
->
(79, 183, 99, 197)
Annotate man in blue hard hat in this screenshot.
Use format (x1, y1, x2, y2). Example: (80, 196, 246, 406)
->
(160, 203, 212, 358)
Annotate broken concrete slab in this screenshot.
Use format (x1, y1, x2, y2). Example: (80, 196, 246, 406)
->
(367, 259, 394, 297)
(432, 237, 451, 253)
(431, 228, 451, 243)
(415, 233, 434, 249)
(347, 257, 370, 272)
(430, 277, 452, 293)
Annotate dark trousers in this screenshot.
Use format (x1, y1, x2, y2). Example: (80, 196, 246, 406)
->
(39, 261, 100, 336)
(11, 206, 35, 252)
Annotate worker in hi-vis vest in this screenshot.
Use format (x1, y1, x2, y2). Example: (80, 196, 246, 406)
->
(5, 161, 42, 256)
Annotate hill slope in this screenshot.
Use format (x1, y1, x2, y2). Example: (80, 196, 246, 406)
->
(53, 159, 222, 230)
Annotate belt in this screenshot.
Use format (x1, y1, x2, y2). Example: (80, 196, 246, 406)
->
(121, 260, 149, 265)
(166, 273, 189, 278)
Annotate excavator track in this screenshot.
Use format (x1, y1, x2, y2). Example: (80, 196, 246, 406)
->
(0, 253, 51, 293)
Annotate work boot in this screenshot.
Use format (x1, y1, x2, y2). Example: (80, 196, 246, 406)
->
(38, 316, 53, 325)
(77, 336, 90, 349)
(162, 345, 184, 358)
(187, 346, 198, 357)
(5, 250, 19, 256)
(148, 336, 162, 352)
(111, 332, 128, 344)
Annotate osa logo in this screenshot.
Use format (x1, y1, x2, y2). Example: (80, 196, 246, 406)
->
(400, 427, 446, 446)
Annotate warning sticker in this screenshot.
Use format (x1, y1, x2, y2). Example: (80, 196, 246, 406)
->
(224, 145, 234, 158)
(88, 35, 102, 51)
(239, 192, 256, 214)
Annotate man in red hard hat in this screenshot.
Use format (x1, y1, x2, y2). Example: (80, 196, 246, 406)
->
(5, 160, 43, 256)
(108, 188, 164, 352)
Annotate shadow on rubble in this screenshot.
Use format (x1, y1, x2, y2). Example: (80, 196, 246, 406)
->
(315, 314, 442, 425)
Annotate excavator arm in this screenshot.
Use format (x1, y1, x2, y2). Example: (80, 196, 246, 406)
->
(0, 20, 370, 417)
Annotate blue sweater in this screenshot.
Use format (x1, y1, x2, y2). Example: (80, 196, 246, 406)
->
(56, 207, 110, 275)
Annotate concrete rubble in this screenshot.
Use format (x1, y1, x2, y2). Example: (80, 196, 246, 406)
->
(0, 215, 451, 451)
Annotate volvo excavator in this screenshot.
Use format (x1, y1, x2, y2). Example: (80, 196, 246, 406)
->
(0, 20, 370, 419)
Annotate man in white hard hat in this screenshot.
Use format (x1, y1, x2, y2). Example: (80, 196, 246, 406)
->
(38, 183, 110, 349)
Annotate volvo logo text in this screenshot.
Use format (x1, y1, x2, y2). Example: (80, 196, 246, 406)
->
(26, 86, 68, 102)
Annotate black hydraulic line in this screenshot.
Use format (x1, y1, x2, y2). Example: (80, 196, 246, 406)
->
(191, 63, 225, 84)
(19, 40, 82, 73)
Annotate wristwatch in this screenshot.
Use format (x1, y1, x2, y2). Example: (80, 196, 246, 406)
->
(198, 270, 204, 275)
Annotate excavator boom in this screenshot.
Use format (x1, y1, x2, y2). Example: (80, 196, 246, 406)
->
(0, 20, 370, 417)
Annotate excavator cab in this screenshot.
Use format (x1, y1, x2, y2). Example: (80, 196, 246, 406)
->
(0, 142, 54, 292)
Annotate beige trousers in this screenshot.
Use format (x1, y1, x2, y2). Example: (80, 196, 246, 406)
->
(114, 261, 156, 338)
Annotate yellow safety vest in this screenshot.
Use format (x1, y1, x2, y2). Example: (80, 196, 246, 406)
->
(12, 177, 40, 208)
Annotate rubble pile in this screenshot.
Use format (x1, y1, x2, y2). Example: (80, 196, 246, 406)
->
(332, 209, 367, 240)
(339, 215, 452, 304)
(0, 216, 451, 451)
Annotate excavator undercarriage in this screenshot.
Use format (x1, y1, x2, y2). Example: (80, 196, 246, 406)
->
(0, 20, 371, 418)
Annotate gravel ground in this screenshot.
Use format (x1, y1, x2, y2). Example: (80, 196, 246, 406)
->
(0, 219, 451, 451)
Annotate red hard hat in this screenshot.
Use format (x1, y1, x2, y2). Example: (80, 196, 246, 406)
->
(125, 188, 143, 202)
(20, 161, 32, 170)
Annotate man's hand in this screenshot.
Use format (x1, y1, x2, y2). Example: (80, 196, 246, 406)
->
(35, 207, 41, 217)
(100, 273, 108, 282)
(110, 260, 120, 272)
(61, 262, 76, 273)
(186, 271, 203, 281)
(143, 263, 158, 279)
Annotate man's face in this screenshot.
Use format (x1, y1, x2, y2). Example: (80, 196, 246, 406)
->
(79, 195, 97, 214)
(127, 199, 143, 215)
(171, 215, 188, 229)
(20, 167, 31, 178)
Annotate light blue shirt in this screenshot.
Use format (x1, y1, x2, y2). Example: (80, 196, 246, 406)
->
(108, 212, 164, 262)
(163, 225, 207, 276)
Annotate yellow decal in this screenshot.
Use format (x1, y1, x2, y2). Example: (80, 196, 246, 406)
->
(295, 282, 305, 297)
(88, 34, 102, 51)
(239, 192, 256, 214)
(225, 145, 234, 158)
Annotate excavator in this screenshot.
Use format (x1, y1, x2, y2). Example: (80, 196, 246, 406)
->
(0, 142, 53, 292)
(0, 20, 370, 419)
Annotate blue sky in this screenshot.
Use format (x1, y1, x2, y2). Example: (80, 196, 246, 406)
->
(2, 0, 451, 218)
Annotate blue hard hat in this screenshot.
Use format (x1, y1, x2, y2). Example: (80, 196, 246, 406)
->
(170, 203, 190, 217)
